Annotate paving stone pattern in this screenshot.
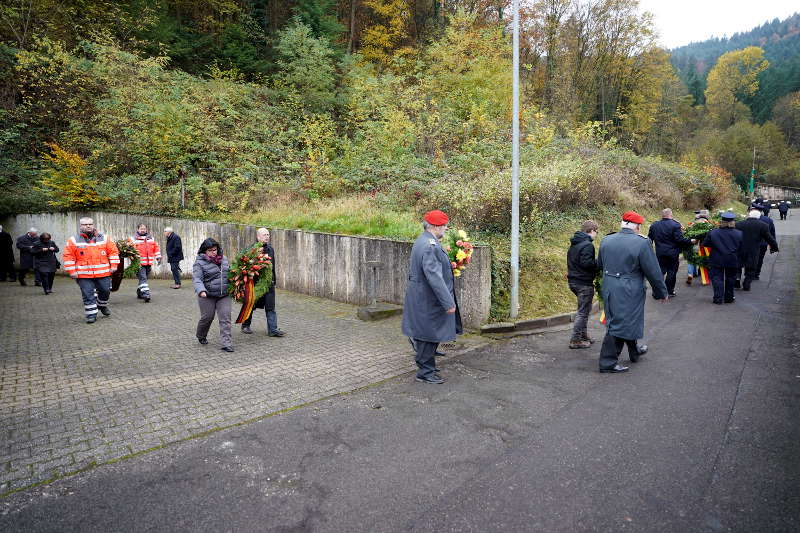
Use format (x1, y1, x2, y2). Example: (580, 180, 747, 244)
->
(0, 278, 486, 495)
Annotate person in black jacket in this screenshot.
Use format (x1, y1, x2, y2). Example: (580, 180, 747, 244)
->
(567, 220, 599, 349)
(756, 205, 776, 279)
(647, 208, 693, 297)
(31, 232, 60, 294)
(241, 228, 284, 337)
(704, 212, 743, 304)
(777, 201, 789, 220)
(164, 227, 184, 289)
(736, 209, 779, 291)
(16, 228, 40, 286)
(0, 225, 16, 282)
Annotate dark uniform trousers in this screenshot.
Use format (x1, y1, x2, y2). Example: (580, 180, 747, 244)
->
(756, 245, 768, 278)
(709, 267, 737, 303)
(656, 255, 680, 295)
(414, 340, 440, 379)
(599, 334, 640, 370)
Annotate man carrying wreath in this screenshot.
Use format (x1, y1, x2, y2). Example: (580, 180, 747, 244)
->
(402, 210, 462, 384)
(240, 228, 284, 337)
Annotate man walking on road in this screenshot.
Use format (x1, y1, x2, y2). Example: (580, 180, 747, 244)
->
(566, 220, 599, 349)
(164, 227, 184, 289)
(754, 203, 776, 280)
(736, 209, 778, 291)
(647, 208, 692, 297)
(130, 223, 161, 303)
(16, 227, 40, 286)
(240, 228, 284, 337)
(402, 210, 462, 384)
(62, 217, 120, 323)
(597, 211, 668, 373)
(704, 212, 743, 304)
(778, 201, 789, 221)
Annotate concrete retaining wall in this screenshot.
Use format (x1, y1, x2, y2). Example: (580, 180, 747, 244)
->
(1, 211, 492, 328)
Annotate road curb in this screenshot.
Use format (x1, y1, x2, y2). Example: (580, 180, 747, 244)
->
(481, 301, 600, 336)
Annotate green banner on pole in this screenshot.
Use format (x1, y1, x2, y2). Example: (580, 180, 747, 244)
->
(748, 168, 755, 195)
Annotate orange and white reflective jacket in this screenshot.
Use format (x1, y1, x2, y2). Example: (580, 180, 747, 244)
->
(62, 233, 120, 278)
(129, 234, 161, 266)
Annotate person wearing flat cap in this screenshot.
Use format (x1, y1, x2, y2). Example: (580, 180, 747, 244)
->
(402, 209, 462, 384)
(704, 212, 743, 304)
(596, 211, 668, 373)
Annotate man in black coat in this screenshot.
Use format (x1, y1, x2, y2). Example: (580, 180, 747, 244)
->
(704, 212, 743, 304)
(736, 209, 779, 291)
(16, 228, 40, 286)
(241, 228, 284, 337)
(647, 208, 693, 297)
(164, 227, 184, 289)
(777, 201, 789, 221)
(754, 203, 777, 279)
(566, 220, 599, 349)
(0, 225, 16, 282)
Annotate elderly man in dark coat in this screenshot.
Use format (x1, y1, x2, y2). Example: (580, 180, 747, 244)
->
(647, 208, 693, 297)
(597, 211, 668, 373)
(0, 225, 16, 282)
(164, 227, 184, 289)
(241, 228, 284, 337)
(16, 227, 40, 286)
(736, 208, 778, 291)
(402, 210, 462, 384)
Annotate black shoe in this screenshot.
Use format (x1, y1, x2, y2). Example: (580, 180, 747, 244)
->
(630, 344, 647, 363)
(241, 326, 253, 334)
(35, 281, 41, 287)
(416, 375, 445, 384)
(144, 296, 150, 303)
(86, 315, 96, 324)
(724, 298, 735, 303)
(268, 330, 285, 337)
(435, 351, 445, 356)
(733, 281, 741, 289)
(198, 337, 208, 345)
(19, 279, 26, 286)
(753, 276, 760, 280)
(99, 306, 111, 316)
(713, 300, 723, 305)
(221, 346, 234, 352)
(742, 286, 750, 291)
(668, 292, 677, 297)
(636, 344, 648, 355)
(599, 364, 629, 373)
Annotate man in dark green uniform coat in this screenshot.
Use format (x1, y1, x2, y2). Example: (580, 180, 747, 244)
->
(402, 210, 462, 384)
(597, 211, 669, 373)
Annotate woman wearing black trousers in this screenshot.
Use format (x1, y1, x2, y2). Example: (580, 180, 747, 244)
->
(31, 232, 60, 294)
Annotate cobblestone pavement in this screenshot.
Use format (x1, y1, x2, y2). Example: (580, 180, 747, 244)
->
(0, 278, 488, 495)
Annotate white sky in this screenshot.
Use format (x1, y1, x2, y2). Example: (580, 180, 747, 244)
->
(637, 0, 799, 49)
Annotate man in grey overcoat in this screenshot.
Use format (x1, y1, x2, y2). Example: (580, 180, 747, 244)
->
(402, 210, 462, 384)
(597, 211, 668, 373)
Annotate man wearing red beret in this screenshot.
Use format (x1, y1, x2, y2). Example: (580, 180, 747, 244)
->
(402, 210, 462, 384)
(596, 211, 669, 373)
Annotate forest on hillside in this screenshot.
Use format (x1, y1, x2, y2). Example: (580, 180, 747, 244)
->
(0, 0, 797, 221)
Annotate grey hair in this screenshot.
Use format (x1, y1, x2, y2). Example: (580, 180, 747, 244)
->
(422, 221, 433, 231)
(257, 227, 270, 235)
(661, 208, 673, 218)
(29, 227, 38, 233)
(747, 209, 761, 219)
(79, 217, 94, 224)
(620, 221, 639, 230)
(164, 226, 173, 233)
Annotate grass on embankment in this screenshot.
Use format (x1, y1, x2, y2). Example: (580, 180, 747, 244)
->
(235, 194, 747, 321)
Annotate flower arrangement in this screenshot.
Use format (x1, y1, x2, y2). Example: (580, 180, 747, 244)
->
(682, 221, 718, 267)
(443, 229, 474, 278)
(228, 244, 273, 302)
(115, 239, 141, 277)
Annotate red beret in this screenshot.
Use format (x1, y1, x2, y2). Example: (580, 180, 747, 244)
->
(622, 211, 644, 224)
(424, 210, 449, 226)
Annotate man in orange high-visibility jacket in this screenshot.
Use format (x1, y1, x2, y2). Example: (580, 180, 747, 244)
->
(62, 217, 120, 323)
(129, 223, 161, 303)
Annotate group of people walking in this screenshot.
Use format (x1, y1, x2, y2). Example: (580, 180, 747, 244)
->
(1, 219, 285, 351)
(566, 201, 783, 373)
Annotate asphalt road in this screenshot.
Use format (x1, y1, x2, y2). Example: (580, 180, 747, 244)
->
(2, 214, 799, 532)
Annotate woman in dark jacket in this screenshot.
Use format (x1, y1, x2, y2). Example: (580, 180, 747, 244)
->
(192, 238, 233, 352)
(31, 232, 59, 294)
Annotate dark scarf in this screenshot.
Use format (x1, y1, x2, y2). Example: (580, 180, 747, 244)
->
(206, 253, 222, 265)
